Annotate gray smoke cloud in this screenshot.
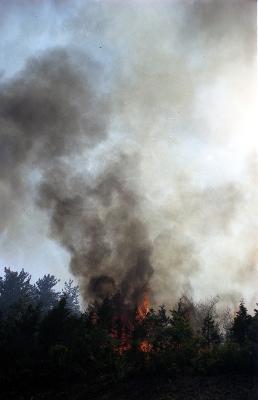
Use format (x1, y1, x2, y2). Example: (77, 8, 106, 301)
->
(0, 0, 257, 308)
(0, 45, 153, 305)
(0, 47, 108, 234)
(0, 43, 153, 305)
(38, 156, 153, 305)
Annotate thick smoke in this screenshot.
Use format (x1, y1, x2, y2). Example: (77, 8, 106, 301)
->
(0, 48, 107, 230)
(38, 157, 153, 305)
(0, 46, 153, 305)
(0, 0, 257, 308)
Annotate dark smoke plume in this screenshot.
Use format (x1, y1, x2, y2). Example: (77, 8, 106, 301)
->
(0, 48, 107, 230)
(0, 47, 153, 306)
(0, 0, 257, 310)
(39, 157, 154, 305)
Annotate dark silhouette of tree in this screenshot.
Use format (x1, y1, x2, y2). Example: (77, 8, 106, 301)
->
(62, 279, 80, 315)
(34, 274, 60, 314)
(0, 268, 33, 315)
(249, 305, 258, 372)
(142, 305, 170, 352)
(170, 299, 193, 346)
(249, 304, 258, 343)
(0, 268, 257, 399)
(230, 300, 252, 345)
(38, 297, 70, 351)
(201, 311, 221, 348)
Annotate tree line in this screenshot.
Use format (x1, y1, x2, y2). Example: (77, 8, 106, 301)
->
(0, 267, 257, 399)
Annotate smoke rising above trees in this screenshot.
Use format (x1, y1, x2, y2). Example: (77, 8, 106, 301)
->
(0, 0, 257, 307)
(0, 47, 153, 305)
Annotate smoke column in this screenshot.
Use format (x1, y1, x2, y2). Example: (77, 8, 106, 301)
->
(0, 0, 257, 308)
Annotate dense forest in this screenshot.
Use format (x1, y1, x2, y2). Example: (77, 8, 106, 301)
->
(0, 267, 257, 400)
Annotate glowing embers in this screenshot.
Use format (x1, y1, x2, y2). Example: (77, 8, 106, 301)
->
(138, 339, 152, 353)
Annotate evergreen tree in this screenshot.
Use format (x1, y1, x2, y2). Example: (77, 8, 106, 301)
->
(38, 297, 70, 351)
(249, 304, 258, 343)
(0, 268, 33, 315)
(61, 279, 80, 315)
(201, 311, 221, 347)
(170, 299, 193, 347)
(230, 300, 252, 345)
(144, 305, 170, 352)
(35, 274, 60, 314)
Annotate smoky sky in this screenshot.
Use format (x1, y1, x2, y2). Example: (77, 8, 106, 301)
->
(0, 0, 257, 308)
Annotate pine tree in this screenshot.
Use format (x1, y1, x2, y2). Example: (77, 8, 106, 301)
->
(35, 274, 60, 314)
(0, 268, 33, 315)
(249, 304, 258, 343)
(38, 297, 70, 351)
(230, 300, 252, 345)
(62, 279, 80, 315)
(201, 312, 221, 347)
(170, 299, 193, 348)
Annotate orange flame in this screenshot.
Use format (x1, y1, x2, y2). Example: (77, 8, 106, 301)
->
(136, 293, 150, 321)
(110, 293, 152, 354)
(139, 339, 152, 353)
(136, 293, 152, 353)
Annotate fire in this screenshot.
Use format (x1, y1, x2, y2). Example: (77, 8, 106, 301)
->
(94, 292, 152, 354)
(136, 293, 152, 353)
(136, 293, 150, 321)
(139, 339, 152, 353)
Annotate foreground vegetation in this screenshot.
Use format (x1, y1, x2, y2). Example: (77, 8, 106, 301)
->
(0, 268, 257, 399)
